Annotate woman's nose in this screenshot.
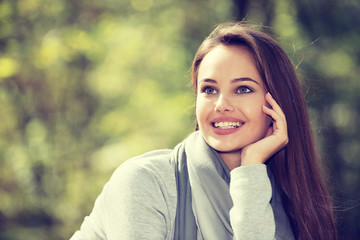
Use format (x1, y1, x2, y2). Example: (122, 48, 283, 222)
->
(214, 94, 234, 113)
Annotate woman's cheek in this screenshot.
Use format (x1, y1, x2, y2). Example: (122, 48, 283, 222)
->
(195, 98, 207, 126)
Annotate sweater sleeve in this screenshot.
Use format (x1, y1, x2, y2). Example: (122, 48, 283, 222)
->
(229, 164, 275, 240)
(70, 159, 174, 240)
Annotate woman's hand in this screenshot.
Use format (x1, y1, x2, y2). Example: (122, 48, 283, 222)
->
(240, 93, 288, 166)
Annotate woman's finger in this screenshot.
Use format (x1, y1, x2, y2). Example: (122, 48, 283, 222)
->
(265, 92, 286, 120)
(262, 95, 288, 145)
(262, 105, 286, 130)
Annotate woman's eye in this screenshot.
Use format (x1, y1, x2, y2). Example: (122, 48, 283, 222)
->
(202, 87, 218, 95)
(236, 86, 252, 94)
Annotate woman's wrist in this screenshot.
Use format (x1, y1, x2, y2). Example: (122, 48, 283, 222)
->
(240, 148, 267, 166)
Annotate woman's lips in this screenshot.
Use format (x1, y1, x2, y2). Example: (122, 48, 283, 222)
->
(212, 121, 242, 129)
(210, 117, 244, 134)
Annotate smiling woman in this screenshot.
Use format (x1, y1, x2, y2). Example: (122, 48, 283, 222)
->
(71, 22, 337, 240)
(196, 45, 273, 168)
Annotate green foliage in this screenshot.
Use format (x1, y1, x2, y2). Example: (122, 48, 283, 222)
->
(0, 0, 359, 239)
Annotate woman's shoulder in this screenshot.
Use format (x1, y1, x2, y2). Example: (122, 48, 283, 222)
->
(74, 149, 178, 240)
(106, 149, 177, 194)
(117, 148, 175, 175)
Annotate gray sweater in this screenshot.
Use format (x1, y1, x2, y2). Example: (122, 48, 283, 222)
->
(71, 150, 276, 239)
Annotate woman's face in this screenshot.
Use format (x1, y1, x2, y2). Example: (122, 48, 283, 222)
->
(196, 45, 271, 161)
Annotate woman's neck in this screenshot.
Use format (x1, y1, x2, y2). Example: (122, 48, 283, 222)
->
(218, 150, 242, 171)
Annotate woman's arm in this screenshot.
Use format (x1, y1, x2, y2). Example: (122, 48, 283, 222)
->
(230, 164, 275, 240)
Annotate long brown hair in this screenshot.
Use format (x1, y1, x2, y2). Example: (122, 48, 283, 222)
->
(191, 22, 337, 240)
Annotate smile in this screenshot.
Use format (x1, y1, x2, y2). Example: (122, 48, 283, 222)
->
(212, 122, 243, 129)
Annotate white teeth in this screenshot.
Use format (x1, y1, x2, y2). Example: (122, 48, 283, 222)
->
(214, 122, 241, 129)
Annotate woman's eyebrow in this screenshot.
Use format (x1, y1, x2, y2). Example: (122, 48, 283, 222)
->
(198, 78, 217, 84)
(199, 78, 260, 85)
(232, 77, 260, 85)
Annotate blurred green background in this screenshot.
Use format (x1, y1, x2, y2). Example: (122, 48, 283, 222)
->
(0, 0, 359, 239)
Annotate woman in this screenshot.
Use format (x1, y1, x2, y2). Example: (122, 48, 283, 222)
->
(71, 23, 337, 240)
